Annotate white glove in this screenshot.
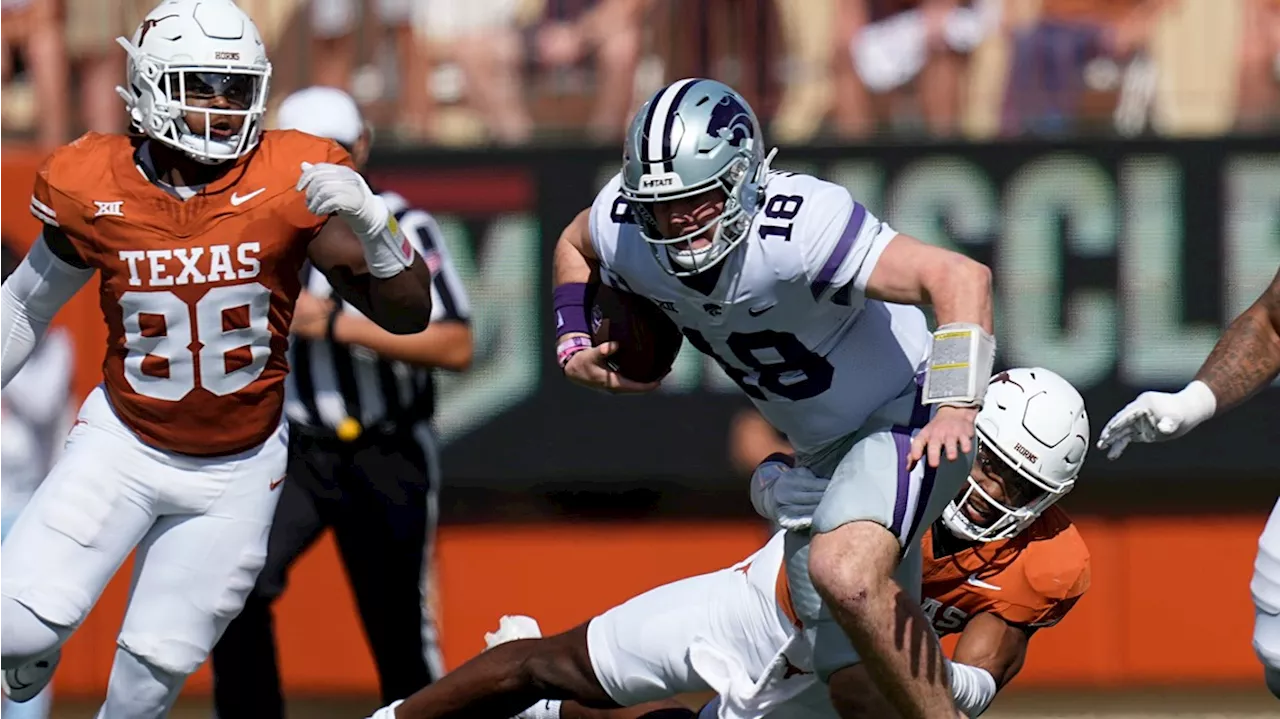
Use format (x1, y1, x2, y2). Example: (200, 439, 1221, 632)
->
(749, 459, 828, 531)
(484, 614, 542, 648)
(1096, 380, 1217, 460)
(296, 162, 414, 278)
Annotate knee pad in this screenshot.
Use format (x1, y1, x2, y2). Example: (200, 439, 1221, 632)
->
(0, 596, 69, 668)
(117, 631, 207, 678)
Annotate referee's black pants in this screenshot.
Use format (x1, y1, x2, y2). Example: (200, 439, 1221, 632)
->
(211, 423, 442, 717)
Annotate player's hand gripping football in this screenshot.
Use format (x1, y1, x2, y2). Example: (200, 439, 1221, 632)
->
(562, 339, 661, 394)
(1096, 381, 1217, 460)
(908, 405, 978, 470)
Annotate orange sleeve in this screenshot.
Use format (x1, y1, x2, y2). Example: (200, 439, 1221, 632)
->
(324, 138, 356, 170)
(991, 531, 1091, 629)
(30, 154, 60, 228)
(29, 142, 96, 265)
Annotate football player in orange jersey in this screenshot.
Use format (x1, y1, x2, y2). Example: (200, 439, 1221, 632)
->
(0, 0, 433, 714)
(369, 367, 1089, 719)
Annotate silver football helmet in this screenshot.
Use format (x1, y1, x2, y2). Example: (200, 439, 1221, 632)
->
(621, 78, 774, 276)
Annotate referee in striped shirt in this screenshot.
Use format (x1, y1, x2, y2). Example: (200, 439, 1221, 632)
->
(211, 87, 473, 718)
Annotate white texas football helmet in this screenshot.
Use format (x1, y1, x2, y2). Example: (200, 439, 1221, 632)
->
(942, 367, 1090, 542)
(116, 0, 271, 163)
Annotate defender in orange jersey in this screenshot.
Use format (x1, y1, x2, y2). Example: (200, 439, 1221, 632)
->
(369, 367, 1089, 719)
(0, 1, 433, 714)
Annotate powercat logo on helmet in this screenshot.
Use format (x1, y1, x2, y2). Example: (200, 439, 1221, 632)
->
(706, 95, 753, 147)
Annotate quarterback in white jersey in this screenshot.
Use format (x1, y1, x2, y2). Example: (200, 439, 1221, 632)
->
(588, 170, 930, 453)
(550, 78, 994, 718)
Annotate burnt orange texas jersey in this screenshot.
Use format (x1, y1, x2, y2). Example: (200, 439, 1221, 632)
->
(30, 130, 353, 456)
(919, 506, 1090, 636)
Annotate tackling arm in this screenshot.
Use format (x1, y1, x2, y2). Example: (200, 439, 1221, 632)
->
(308, 219, 435, 335)
(1, 228, 94, 388)
(1194, 266, 1280, 413)
(947, 612, 1031, 717)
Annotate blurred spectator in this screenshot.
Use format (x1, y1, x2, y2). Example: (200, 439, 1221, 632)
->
(770, 0, 836, 143)
(416, 0, 649, 145)
(1, 0, 149, 146)
(1, 0, 68, 148)
(63, 0, 149, 135)
(1237, 0, 1280, 131)
(1000, 0, 1171, 137)
(308, 0, 433, 138)
(832, 0, 997, 138)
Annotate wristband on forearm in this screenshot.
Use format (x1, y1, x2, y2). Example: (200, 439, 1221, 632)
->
(553, 283, 592, 367)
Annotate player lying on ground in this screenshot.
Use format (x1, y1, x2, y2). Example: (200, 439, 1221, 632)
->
(369, 367, 1090, 719)
(552, 77, 994, 719)
(0, 0, 433, 713)
(1097, 266, 1280, 699)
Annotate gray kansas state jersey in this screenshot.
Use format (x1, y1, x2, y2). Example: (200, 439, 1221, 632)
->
(589, 171, 930, 453)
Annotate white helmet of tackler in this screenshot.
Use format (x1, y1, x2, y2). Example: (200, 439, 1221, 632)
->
(116, 0, 272, 164)
(942, 367, 1089, 542)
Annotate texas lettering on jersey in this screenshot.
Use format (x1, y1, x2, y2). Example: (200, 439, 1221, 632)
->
(588, 171, 932, 452)
(117, 244, 262, 288)
(30, 130, 353, 456)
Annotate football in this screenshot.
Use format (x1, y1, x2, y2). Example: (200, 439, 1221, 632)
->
(589, 284, 684, 383)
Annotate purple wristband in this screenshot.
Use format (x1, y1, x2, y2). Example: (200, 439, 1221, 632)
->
(553, 283, 591, 338)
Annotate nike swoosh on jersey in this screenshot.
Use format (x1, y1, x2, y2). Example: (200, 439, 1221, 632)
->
(966, 573, 1002, 591)
(230, 188, 267, 206)
(748, 304, 776, 317)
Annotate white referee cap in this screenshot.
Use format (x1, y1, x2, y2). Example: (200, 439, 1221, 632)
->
(276, 86, 364, 146)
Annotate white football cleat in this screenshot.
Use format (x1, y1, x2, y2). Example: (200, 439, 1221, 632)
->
(2, 649, 59, 703)
(484, 615, 542, 649)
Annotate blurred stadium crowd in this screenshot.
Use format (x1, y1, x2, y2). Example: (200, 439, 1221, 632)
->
(2, 0, 1278, 149)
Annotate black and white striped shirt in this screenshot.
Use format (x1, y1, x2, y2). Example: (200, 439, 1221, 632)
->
(284, 191, 470, 434)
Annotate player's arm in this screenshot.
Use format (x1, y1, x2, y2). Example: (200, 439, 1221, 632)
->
(869, 232, 994, 468)
(1195, 266, 1280, 413)
(1, 226, 94, 388)
(864, 233, 994, 334)
(552, 207, 657, 393)
(331, 317, 472, 371)
(1098, 266, 1280, 457)
(307, 218, 435, 335)
(947, 612, 1031, 717)
(729, 408, 794, 476)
